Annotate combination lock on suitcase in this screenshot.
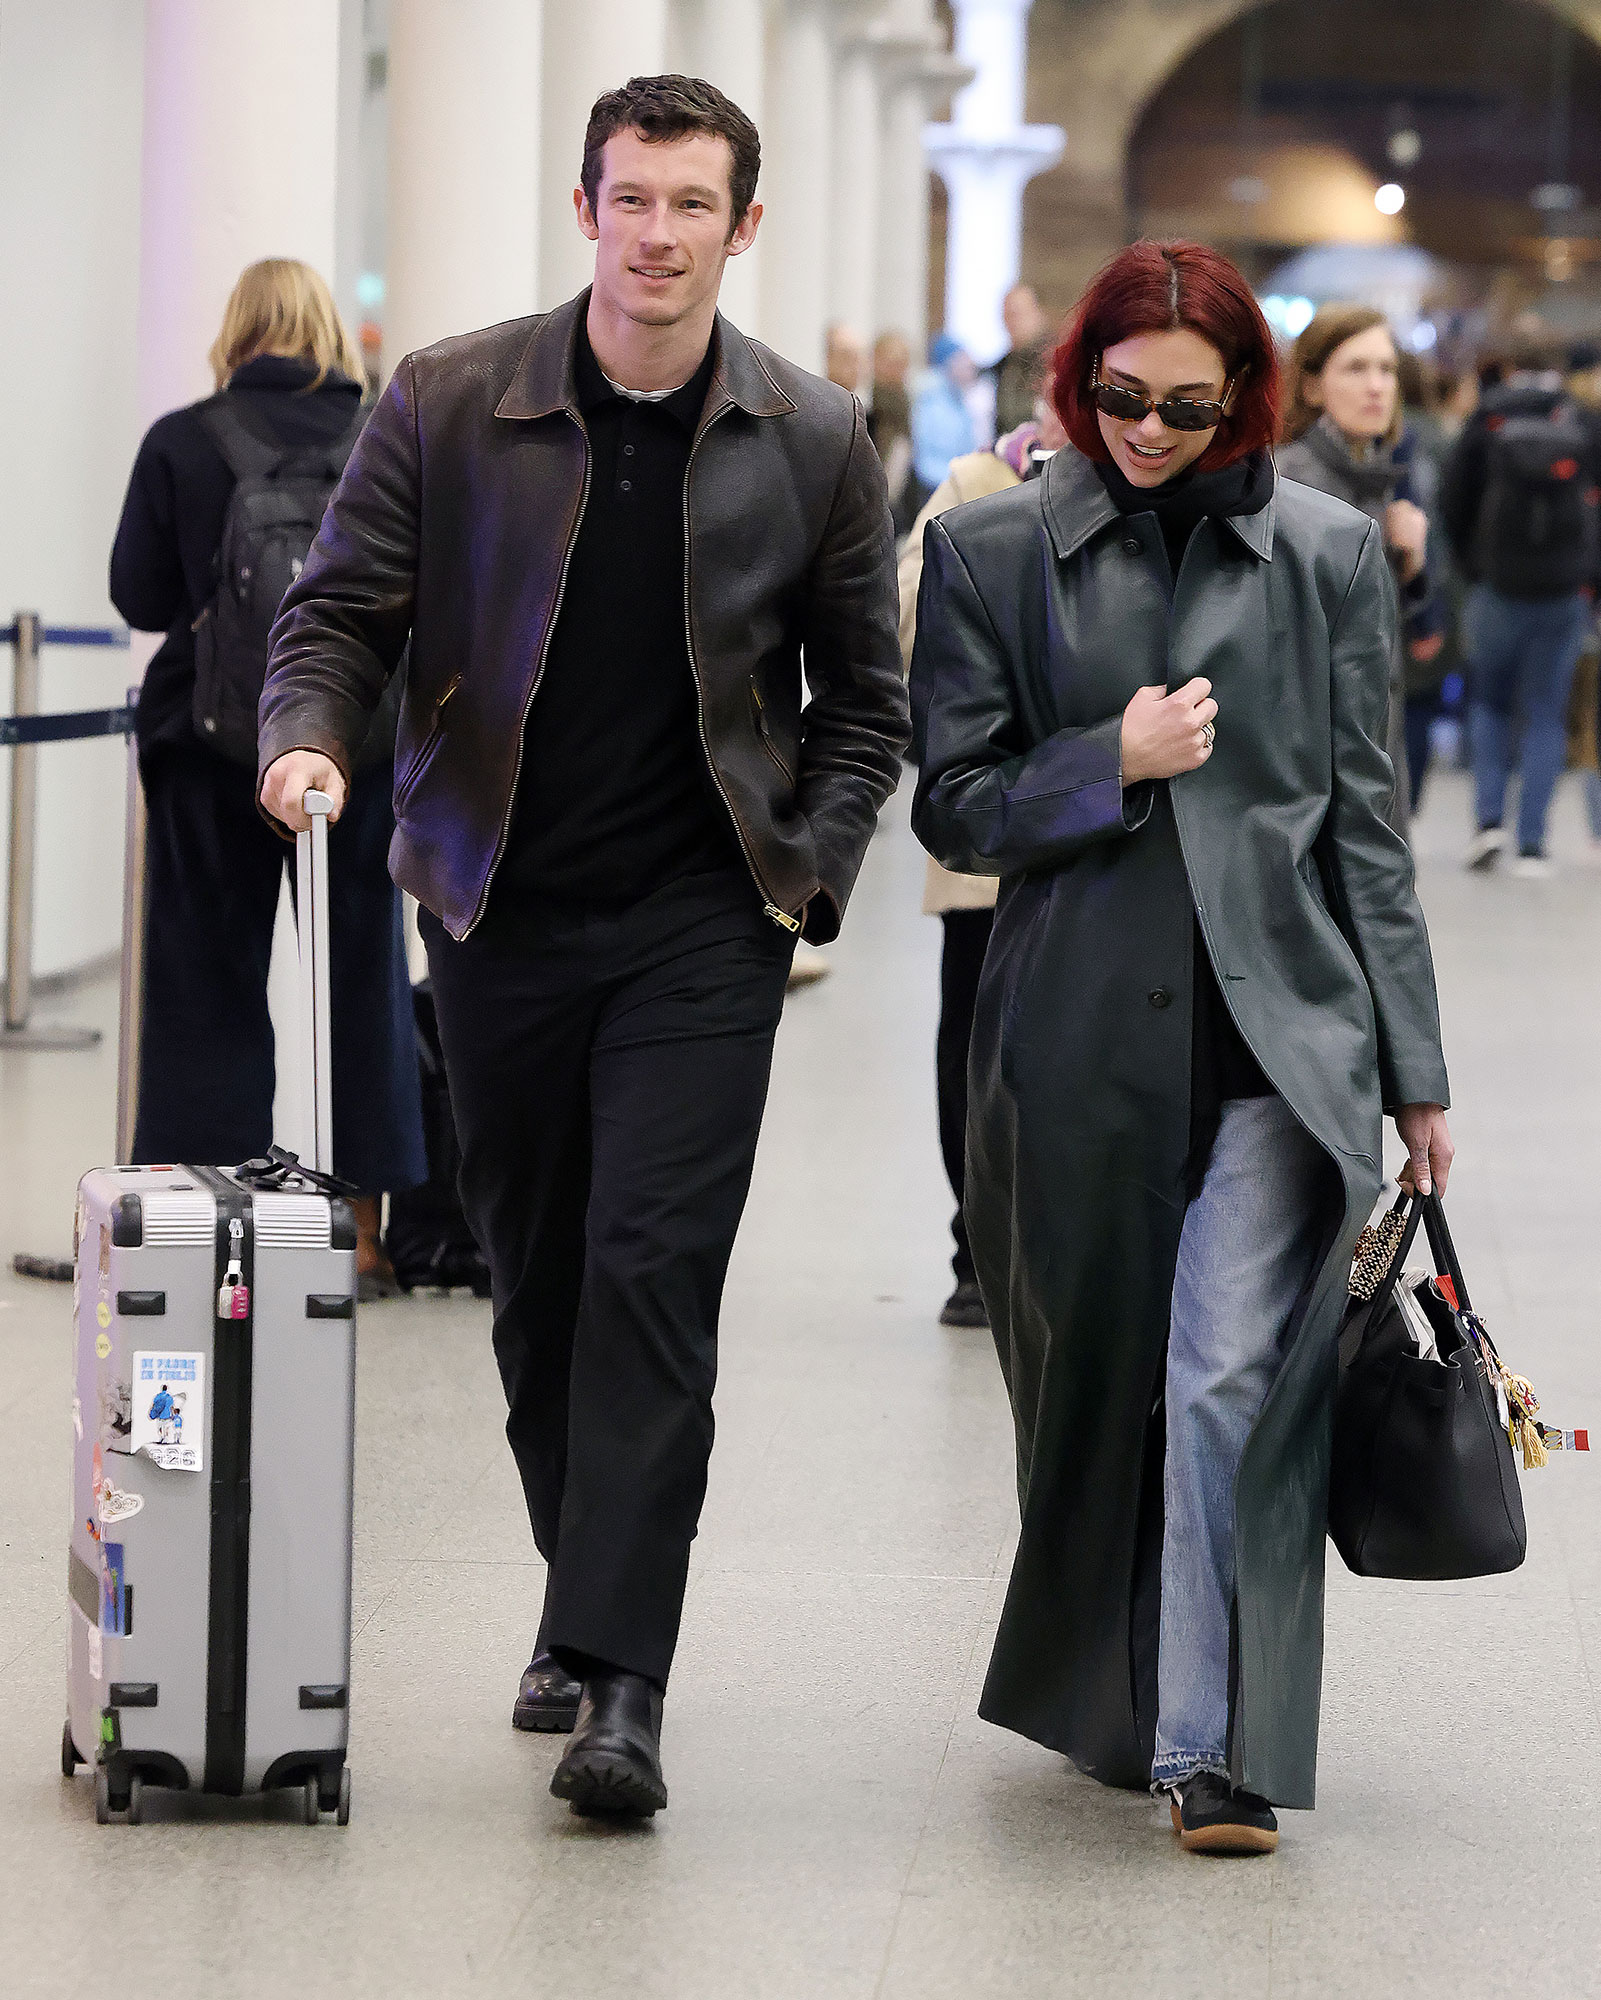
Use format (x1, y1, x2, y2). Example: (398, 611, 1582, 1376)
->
(63, 792, 358, 1825)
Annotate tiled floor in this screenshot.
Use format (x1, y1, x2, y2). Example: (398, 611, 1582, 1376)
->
(2, 769, 1599, 1998)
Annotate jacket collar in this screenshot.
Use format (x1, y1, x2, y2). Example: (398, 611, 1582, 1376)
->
(1041, 445, 1277, 562)
(494, 289, 795, 425)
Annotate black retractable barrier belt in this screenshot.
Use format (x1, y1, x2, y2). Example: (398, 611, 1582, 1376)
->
(193, 1166, 255, 1796)
(0, 705, 135, 747)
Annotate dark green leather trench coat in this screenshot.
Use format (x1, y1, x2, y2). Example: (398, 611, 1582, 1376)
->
(908, 446, 1450, 1808)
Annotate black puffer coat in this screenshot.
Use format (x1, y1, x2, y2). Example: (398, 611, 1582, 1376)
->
(909, 445, 1450, 1808)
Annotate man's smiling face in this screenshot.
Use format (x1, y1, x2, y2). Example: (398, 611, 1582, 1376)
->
(579, 126, 758, 331)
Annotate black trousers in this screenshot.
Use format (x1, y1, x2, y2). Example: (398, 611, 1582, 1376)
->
(936, 909, 994, 1284)
(422, 869, 793, 1690)
(133, 745, 426, 1192)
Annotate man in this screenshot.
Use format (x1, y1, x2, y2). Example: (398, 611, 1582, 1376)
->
(987, 281, 1048, 437)
(1441, 330, 1601, 875)
(257, 75, 907, 1819)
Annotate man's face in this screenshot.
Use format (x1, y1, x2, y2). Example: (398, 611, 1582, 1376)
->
(577, 127, 760, 329)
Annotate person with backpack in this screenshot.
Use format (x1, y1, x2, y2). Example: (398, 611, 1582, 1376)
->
(1440, 330, 1601, 875)
(110, 258, 425, 1296)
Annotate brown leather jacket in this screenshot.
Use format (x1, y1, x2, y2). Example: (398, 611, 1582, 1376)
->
(257, 292, 908, 943)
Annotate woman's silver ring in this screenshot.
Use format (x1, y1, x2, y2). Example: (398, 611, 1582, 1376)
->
(1201, 721, 1216, 750)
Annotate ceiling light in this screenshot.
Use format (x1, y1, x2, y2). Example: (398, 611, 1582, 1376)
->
(1374, 183, 1406, 215)
(1531, 182, 1581, 212)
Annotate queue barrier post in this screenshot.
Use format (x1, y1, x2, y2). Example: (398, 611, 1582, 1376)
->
(1, 615, 135, 1056)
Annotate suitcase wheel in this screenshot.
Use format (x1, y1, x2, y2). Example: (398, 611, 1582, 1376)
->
(60, 1719, 83, 1779)
(303, 1767, 351, 1827)
(93, 1763, 141, 1824)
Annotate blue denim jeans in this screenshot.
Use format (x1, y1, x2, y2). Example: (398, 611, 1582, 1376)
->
(1466, 584, 1590, 855)
(1151, 1095, 1329, 1790)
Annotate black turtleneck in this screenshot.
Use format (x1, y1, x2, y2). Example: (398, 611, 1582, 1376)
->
(1095, 450, 1273, 582)
(1095, 450, 1275, 1187)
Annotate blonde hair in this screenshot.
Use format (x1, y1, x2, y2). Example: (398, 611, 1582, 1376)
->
(1281, 304, 1402, 446)
(208, 258, 364, 392)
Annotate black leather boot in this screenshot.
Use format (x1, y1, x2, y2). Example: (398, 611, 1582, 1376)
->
(549, 1669, 667, 1817)
(512, 1650, 582, 1733)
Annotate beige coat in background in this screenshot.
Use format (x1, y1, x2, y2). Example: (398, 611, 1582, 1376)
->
(898, 451, 1019, 915)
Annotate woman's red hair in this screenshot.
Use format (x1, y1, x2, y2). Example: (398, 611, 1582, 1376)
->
(1051, 240, 1280, 470)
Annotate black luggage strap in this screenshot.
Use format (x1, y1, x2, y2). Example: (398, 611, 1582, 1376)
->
(235, 1146, 359, 1199)
(191, 1165, 255, 1796)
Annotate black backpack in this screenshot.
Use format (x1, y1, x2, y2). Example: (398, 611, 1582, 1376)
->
(1473, 396, 1600, 598)
(191, 400, 365, 764)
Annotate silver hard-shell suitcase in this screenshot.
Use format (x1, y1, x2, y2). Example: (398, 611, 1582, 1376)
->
(63, 791, 359, 1824)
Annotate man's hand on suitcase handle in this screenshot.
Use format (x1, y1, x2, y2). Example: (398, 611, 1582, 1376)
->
(261, 750, 348, 832)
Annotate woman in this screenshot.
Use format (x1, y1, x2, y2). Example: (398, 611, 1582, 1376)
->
(1277, 305, 1445, 829)
(110, 259, 425, 1295)
(909, 242, 1453, 1855)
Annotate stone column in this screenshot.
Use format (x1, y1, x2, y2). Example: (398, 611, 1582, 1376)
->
(829, 11, 886, 344)
(539, 0, 671, 309)
(758, 0, 834, 371)
(672, 0, 768, 333)
(137, 0, 343, 423)
(874, 0, 968, 357)
(384, 0, 545, 374)
(923, 0, 1062, 364)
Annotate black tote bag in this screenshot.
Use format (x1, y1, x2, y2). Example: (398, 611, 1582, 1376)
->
(1329, 1191, 1527, 1580)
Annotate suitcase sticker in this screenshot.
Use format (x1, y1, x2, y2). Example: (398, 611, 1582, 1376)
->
(131, 1351, 206, 1471)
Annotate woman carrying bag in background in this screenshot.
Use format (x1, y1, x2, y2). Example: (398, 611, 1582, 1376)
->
(110, 258, 425, 1297)
(910, 240, 1453, 1856)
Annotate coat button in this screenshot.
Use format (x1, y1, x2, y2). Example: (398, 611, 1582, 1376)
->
(1148, 987, 1173, 1009)
(1122, 537, 1142, 556)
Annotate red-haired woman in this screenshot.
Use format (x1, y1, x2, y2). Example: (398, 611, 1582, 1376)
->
(909, 242, 1454, 1855)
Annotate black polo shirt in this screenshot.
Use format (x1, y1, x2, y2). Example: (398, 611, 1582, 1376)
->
(496, 322, 744, 907)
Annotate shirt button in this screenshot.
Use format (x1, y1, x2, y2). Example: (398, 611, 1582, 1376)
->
(1148, 987, 1173, 1010)
(619, 479, 632, 492)
(623, 444, 635, 456)
(1122, 537, 1142, 556)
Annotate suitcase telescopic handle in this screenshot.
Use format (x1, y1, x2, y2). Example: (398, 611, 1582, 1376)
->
(295, 790, 334, 1176)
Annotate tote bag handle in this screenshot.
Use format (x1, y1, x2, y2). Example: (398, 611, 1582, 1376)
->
(1420, 1192, 1473, 1315)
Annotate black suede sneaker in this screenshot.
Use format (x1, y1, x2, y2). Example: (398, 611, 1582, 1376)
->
(1169, 1771, 1279, 1855)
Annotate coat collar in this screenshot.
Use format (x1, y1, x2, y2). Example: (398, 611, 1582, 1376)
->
(494, 289, 795, 425)
(1041, 445, 1277, 562)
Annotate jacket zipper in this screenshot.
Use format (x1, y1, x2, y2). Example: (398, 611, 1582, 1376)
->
(461, 425, 593, 938)
(683, 409, 802, 933)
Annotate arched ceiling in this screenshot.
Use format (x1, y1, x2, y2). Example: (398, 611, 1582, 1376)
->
(1019, 0, 1601, 312)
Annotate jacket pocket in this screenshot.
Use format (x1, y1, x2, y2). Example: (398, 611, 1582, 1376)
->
(394, 674, 461, 813)
(749, 676, 796, 787)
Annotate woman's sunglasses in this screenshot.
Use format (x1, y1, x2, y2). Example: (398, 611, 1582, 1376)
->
(1089, 361, 1234, 434)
